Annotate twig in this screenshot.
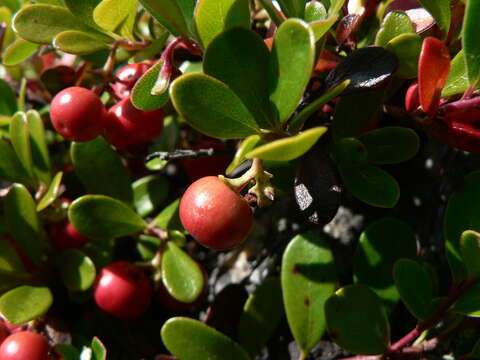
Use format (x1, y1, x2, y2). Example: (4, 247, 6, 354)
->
(145, 148, 218, 162)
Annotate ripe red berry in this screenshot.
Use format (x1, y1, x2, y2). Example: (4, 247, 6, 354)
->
(104, 97, 164, 151)
(50, 87, 107, 142)
(181, 140, 230, 181)
(50, 221, 90, 252)
(111, 62, 152, 99)
(179, 176, 253, 250)
(93, 261, 152, 319)
(405, 82, 420, 112)
(0, 331, 49, 360)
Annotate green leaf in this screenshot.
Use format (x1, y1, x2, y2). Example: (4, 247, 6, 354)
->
(0, 237, 26, 273)
(154, 198, 182, 231)
(277, 0, 305, 18)
(53, 30, 111, 55)
(131, 60, 169, 111)
(393, 259, 434, 320)
(133, 175, 169, 218)
(385, 33, 422, 79)
(328, 0, 346, 16)
(245, 127, 327, 161)
(238, 277, 283, 357)
(309, 16, 338, 42)
(2, 39, 39, 66)
(0, 138, 32, 186)
(68, 195, 147, 240)
(354, 218, 417, 310)
(454, 283, 480, 317)
(10, 112, 34, 181)
(460, 230, 480, 279)
(64, 0, 102, 29)
(161, 242, 204, 303)
(269, 19, 315, 123)
(281, 232, 337, 355)
(54, 345, 81, 360)
(418, 0, 450, 37)
(93, 0, 137, 39)
(442, 49, 469, 98)
(375, 11, 414, 47)
(1, 0, 20, 12)
(91, 337, 107, 360)
(137, 235, 160, 261)
(338, 164, 400, 208)
(226, 135, 262, 175)
(12, 4, 91, 44)
(26, 110, 51, 186)
(36, 171, 63, 212)
(0, 79, 17, 116)
(304, 1, 327, 22)
(444, 171, 480, 282)
(462, 0, 480, 87)
(140, 0, 195, 38)
(5, 184, 48, 265)
(170, 73, 260, 139)
(71, 137, 133, 204)
(194, 0, 250, 48)
(325, 284, 390, 355)
(161, 317, 250, 360)
(358, 127, 419, 164)
(331, 138, 367, 166)
(58, 249, 96, 292)
(0, 285, 53, 325)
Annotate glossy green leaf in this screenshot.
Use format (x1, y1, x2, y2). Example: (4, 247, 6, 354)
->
(161, 242, 204, 303)
(442, 49, 469, 98)
(170, 73, 260, 139)
(64, 0, 102, 29)
(12, 4, 91, 44)
(10, 112, 34, 181)
(238, 277, 283, 356)
(305, 1, 327, 22)
(5, 184, 47, 265)
(460, 230, 480, 279)
(154, 198, 182, 231)
(358, 127, 419, 164)
(281, 232, 337, 354)
(0, 286, 53, 325)
(140, 0, 195, 38)
(418, 0, 450, 37)
(26, 110, 51, 186)
(325, 284, 390, 355)
(131, 60, 169, 111)
(245, 127, 327, 161)
(454, 283, 480, 317)
(393, 259, 434, 319)
(444, 171, 480, 282)
(0, 79, 17, 116)
(0, 138, 32, 186)
(310, 16, 338, 42)
(58, 249, 96, 292)
(161, 317, 250, 360)
(463, 0, 480, 86)
(2, 39, 39, 66)
(71, 137, 133, 204)
(133, 175, 169, 218)
(204, 28, 276, 129)
(226, 135, 262, 175)
(36, 171, 63, 212)
(354, 218, 417, 310)
(93, 0, 136, 39)
(331, 137, 367, 166)
(276, 0, 305, 18)
(375, 11, 414, 47)
(91, 337, 107, 360)
(339, 164, 400, 208)
(68, 195, 147, 240)
(137, 235, 160, 261)
(385, 33, 422, 79)
(0, 237, 25, 273)
(269, 19, 315, 123)
(54, 30, 111, 55)
(194, 0, 250, 48)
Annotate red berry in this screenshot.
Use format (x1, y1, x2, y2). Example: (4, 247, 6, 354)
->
(179, 176, 253, 250)
(50, 221, 90, 252)
(0, 331, 49, 360)
(405, 82, 420, 112)
(181, 140, 230, 181)
(111, 62, 152, 99)
(104, 97, 164, 151)
(93, 261, 152, 319)
(50, 87, 107, 142)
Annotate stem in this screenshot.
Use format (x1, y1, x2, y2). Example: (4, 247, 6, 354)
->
(145, 148, 219, 162)
(257, 0, 285, 26)
(461, 85, 475, 100)
(151, 37, 184, 95)
(298, 351, 308, 360)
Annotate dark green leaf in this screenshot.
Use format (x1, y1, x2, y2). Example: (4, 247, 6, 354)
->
(194, 0, 250, 48)
(385, 33, 422, 79)
(0, 79, 17, 116)
(93, 0, 136, 39)
(0, 237, 25, 273)
(140, 0, 195, 38)
(161, 317, 250, 360)
(453, 282, 480, 317)
(133, 175, 169, 217)
(161, 242, 204, 303)
(71, 137, 133, 204)
(58, 249, 96, 292)
(170, 73, 260, 138)
(2, 39, 39, 66)
(269, 19, 315, 123)
(131, 60, 169, 111)
(91, 337, 107, 360)
(375, 11, 414, 47)
(442, 49, 468, 98)
(26, 110, 52, 186)
(277, 0, 305, 18)
(238, 277, 283, 356)
(36, 171, 63, 212)
(331, 138, 367, 166)
(0, 285, 53, 325)
(154, 198, 182, 230)
(10, 112, 34, 181)
(463, 0, 480, 87)
(68, 195, 147, 240)
(0, 138, 32, 186)
(418, 0, 450, 37)
(204, 28, 276, 129)
(281, 232, 337, 355)
(54, 30, 111, 55)
(137, 235, 160, 261)
(54, 344, 81, 360)
(325, 284, 390, 355)
(460, 230, 480, 279)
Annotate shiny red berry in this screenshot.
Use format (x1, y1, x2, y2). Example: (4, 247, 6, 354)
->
(50, 221, 90, 252)
(50, 87, 107, 142)
(0, 331, 49, 360)
(94, 261, 152, 319)
(111, 62, 152, 99)
(179, 176, 253, 250)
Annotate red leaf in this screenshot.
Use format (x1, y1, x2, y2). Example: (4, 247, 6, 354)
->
(418, 37, 450, 117)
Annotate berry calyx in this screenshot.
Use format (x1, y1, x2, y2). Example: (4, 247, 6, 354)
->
(104, 97, 164, 151)
(179, 176, 253, 250)
(93, 261, 152, 319)
(0, 331, 49, 360)
(50, 87, 107, 142)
